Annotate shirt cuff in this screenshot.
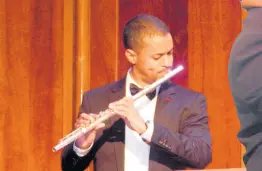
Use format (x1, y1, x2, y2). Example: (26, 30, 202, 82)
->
(73, 141, 93, 157)
(140, 120, 154, 143)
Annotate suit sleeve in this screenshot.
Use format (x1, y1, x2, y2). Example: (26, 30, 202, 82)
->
(229, 30, 262, 114)
(61, 92, 95, 171)
(228, 31, 262, 170)
(230, 57, 262, 111)
(149, 94, 212, 169)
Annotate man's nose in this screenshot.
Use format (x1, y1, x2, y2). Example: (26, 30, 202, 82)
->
(163, 54, 172, 66)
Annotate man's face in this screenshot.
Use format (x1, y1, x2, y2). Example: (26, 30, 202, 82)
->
(131, 33, 174, 84)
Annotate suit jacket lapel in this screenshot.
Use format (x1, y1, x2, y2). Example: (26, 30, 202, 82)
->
(108, 76, 126, 171)
(154, 81, 177, 126)
(149, 81, 177, 171)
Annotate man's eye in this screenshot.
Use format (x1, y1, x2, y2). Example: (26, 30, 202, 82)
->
(153, 55, 161, 59)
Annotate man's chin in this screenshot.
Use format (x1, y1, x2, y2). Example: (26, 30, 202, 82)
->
(146, 73, 168, 84)
(159, 69, 170, 75)
(158, 71, 168, 78)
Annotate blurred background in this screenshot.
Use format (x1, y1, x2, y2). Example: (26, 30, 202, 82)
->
(0, 0, 247, 170)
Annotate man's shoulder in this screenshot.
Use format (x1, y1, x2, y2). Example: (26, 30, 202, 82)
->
(82, 79, 123, 98)
(175, 84, 204, 96)
(173, 84, 206, 102)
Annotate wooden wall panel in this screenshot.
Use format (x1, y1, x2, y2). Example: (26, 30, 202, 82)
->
(0, 0, 6, 168)
(63, 0, 74, 138)
(118, 0, 188, 87)
(0, 0, 74, 170)
(75, 0, 91, 119)
(90, 0, 119, 88)
(84, 0, 119, 170)
(188, 0, 242, 169)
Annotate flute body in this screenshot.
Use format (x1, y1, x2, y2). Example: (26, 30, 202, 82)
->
(52, 65, 184, 152)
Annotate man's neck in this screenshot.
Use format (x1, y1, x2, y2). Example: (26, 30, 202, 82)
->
(129, 68, 153, 88)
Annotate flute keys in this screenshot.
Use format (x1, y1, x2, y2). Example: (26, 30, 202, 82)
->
(81, 127, 87, 133)
(90, 117, 95, 123)
(100, 111, 108, 116)
(108, 109, 114, 114)
(99, 111, 104, 116)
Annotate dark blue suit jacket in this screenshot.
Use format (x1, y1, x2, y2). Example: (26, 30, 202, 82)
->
(228, 7, 262, 171)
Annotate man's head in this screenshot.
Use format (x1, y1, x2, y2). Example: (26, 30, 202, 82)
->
(123, 14, 174, 86)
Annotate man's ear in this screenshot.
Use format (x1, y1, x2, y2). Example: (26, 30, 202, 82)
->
(125, 49, 137, 64)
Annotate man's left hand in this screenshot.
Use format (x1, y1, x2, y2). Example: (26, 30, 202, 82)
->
(109, 97, 147, 135)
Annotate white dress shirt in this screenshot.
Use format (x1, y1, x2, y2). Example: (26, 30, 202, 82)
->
(73, 68, 160, 171)
(124, 69, 159, 171)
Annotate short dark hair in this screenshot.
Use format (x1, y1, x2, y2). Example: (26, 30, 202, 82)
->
(123, 14, 170, 52)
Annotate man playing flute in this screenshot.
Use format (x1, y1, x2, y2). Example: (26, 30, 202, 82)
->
(61, 14, 212, 171)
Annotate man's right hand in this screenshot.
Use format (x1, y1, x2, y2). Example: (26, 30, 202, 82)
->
(74, 113, 105, 149)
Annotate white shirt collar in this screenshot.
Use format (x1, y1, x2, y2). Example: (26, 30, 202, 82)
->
(125, 68, 160, 96)
(126, 68, 143, 88)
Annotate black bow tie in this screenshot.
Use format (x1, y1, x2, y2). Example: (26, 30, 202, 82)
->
(130, 83, 156, 100)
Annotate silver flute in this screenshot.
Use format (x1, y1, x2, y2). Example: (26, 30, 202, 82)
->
(52, 65, 184, 152)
